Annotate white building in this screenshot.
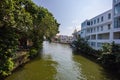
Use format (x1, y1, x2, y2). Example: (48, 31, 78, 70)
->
(59, 35, 74, 44)
(113, 0, 120, 45)
(80, 0, 120, 50)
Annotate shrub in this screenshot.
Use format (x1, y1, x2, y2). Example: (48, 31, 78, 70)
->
(72, 37, 98, 57)
(99, 42, 120, 67)
(0, 27, 19, 78)
(99, 53, 116, 65)
(29, 48, 38, 59)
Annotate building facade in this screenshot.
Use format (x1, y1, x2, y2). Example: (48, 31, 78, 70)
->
(58, 35, 74, 44)
(80, 0, 120, 50)
(113, 0, 120, 45)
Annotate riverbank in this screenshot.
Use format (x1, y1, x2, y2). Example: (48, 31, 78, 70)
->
(1, 51, 30, 80)
(72, 47, 120, 79)
(13, 51, 30, 70)
(5, 41, 120, 80)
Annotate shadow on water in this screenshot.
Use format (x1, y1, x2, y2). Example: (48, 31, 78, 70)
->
(72, 50, 120, 80)
(12, 51, 44, 73)
(5, 50, 57, 80)
(72, 50, 98, 63)
(100, 68, 120, 80)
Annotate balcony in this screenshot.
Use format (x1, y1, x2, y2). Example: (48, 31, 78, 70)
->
(113, 32, 120, 44)
(97, 33, 110, 40)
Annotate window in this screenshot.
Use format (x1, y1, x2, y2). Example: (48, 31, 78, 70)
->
(94, 19, 96, 24)
(114, 32, 120, 39)
(91, 42, 96, 47)
(91, 28, 93, 33)
(97, 26, 99, 31)
(87, 29, 89, 33)
(82, 22, 86, 27)
(101, 16, 104, 22)
(97, 42, 103, 47)
(94, 27, 96, 32)
(108, 13, 111, 19)
(114, 0, 118, 3)
(101, 26, 103, 31)
(97, 18, 99, 23)
(91, 35, 96, 40)
(98, 33, 110, 39)
(108, 24, 111, 30)
(87, 29, 91, 33)
(114, 17, 120, 28)
(91, 21, 93, 25)
(87, 21, 90, 26)
(114, 3, 120, 15)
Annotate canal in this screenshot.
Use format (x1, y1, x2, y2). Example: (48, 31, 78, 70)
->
(6, 41, 119, 80)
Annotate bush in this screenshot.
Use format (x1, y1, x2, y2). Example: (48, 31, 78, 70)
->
(29, 48, 38, 59)
(72, 37, 98, 57)
(99, 53, 116, 65)
(0, 27, 19, 78)
(99, 42, 120, 67)
(0, 58, 14, 78)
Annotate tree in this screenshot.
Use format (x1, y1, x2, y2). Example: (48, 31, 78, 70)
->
(0, 27, 19, 77)
(72, 37, 96, 54)
(0, 0, 59, 78)
(0, 0, 33, 77)
(24, 2, 59, 49)
(0, 0, 15, 27)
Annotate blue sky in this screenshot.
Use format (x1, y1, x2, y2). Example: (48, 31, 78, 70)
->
(33, 0, 112, 36)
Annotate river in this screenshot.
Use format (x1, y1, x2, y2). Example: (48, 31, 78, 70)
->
(6, 41, 119, 80)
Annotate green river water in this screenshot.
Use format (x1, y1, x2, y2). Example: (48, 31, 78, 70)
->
(6, 41, 119, 80)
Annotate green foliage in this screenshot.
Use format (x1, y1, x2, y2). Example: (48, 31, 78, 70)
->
(102, 43, 112, 54)
(0, 0, 59, 78)
(25, 2, 59, 48)
(73, 38, 96, 55)
(99, 54, 116, 65)
(99, 42, 120, 66)
(0, 27, 19, 78)
(0, 58, 14, 77)
(29, 48, 38, 59)
(0, 0, 15, 27)
(102, 42, 120, 54)
(111, 42, 120, 54)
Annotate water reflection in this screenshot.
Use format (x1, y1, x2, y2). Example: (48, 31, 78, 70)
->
(72, 52, 120, 80)
(42, 41, 85, 80)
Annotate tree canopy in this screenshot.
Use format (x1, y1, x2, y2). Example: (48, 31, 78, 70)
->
(0, 0, 59, 78)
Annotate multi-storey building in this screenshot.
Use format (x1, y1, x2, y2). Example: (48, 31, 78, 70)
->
(113, 0, 120, 45)
(58, 35, 74, 44)
(80, 0, 120, 50)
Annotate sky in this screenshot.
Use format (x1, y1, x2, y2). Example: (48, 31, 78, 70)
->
(33, 0, 112, 36)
